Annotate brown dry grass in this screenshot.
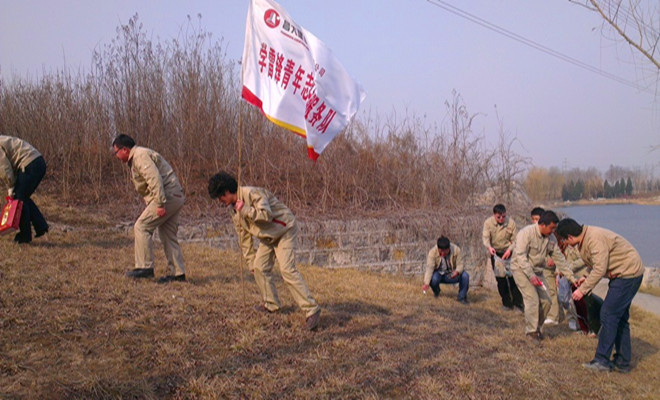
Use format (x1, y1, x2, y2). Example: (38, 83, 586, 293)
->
(1, 199, 660, 400)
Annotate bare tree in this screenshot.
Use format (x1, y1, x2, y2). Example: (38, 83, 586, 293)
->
(571, 0, 660, 71)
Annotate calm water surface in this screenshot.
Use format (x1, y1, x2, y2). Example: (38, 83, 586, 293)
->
(556, 204, 660, 267)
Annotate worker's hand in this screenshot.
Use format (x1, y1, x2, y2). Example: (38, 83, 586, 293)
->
(502, 249, 512, 260)
(450, 270, 459, 279)
(422, 284, 430, 292)
(235, 200, 244, 212)
(488, 247, 496, 256)
(529, 275, 543, 287)
(156, 207, 167, 217)
(547, 257, 555, 267)
(572, 288, 584, 301)
(575, 277, 586, 287)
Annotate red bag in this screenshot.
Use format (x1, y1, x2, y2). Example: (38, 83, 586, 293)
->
(0, 197, 23, 235)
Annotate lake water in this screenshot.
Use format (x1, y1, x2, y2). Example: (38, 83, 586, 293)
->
(556, 204, 660, 267)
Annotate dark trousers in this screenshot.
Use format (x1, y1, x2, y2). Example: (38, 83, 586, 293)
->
(491, 255, 524, 309)
(572, 283, 603, 334)
(430, 270, 470, 301)
(594, 275, 643, 368)
(13, 156, 48, 242)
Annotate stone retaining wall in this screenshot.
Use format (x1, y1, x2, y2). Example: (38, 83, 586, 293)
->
(166, 215, 660, 290)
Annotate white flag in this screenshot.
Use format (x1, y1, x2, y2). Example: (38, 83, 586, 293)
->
(241, 0, 366, 160)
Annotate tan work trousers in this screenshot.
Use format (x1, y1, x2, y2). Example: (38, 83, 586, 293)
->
(253, 225, 320, 318)
(512, 269, 552, 334)
(134, 193, 185, 276)
(542, 268, 564, 322)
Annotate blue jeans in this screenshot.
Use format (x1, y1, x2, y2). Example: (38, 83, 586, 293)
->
(594, 274, 643, 368)
(430, 270, 469, 301)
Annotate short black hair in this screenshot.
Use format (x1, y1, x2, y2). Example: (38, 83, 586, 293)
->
(208, 171, 238, 198)
(538, 210, 559, 226)
(531, 207, 545, 218)
(436, 236, 450, 250)
(112, 134, 136, 149)
(493, 204, 506, 214)
(556, 218, 584, 239)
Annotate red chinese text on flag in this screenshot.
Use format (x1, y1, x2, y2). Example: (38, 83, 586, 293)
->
(241, 0, 366, 160)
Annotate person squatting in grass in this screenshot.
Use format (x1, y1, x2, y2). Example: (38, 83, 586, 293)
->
(482, 203, 524, 312)
(0, 135, 49, 244)
(511, 210, 577, 341)
(556, 218, 644, 373)
(421, 235, 470, 304)
(557, 238, 602, 337)
(112, 134, 186, 283)
(208, 171, 321, 331)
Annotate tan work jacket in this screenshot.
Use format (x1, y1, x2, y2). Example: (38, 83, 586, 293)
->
(128, 146, 183, 207)
(577, 226, 645, 295)
(482, 216, 517, 253)
(564, 244, 588, 279)
(423, 243, 464, 286)
(231, 186, 296, 265)
(0, 135, 41, 191)
(512, 224, 575, 284)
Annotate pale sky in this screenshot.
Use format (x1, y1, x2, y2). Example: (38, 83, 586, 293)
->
(1, 0, 659, 173)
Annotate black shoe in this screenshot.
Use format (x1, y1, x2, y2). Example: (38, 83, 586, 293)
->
(157, 274, 186, 283)
(35, 225, 49, 238)
(13, 234, 31, 244)
(126, 268, 155, 278)
(582, 360, 612, 372)
(612, 363, 630, 374)
(305, 309, 321, 331)
(526, 331, 543, 341)
(458, 298, 469, 305)
(612, 355, 631, 373)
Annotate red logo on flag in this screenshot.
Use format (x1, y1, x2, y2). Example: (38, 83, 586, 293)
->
(264, 9, 281, 28)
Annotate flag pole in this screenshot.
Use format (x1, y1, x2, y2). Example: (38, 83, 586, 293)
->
(237, 101, 247, 307)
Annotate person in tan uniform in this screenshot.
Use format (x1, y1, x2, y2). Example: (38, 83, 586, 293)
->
(482, 204, 523, 311)
(0, 135, 49, 243)
(112, 134, 186, 283)
(531, 207, 562, 326)
(421, 236, 470, 304)
(511, 210, 576, 340)
(208, 171, 321, 331)
(556, 218, 644, 373)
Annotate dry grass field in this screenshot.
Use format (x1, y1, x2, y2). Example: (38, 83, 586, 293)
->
(2, 197, 660, 400)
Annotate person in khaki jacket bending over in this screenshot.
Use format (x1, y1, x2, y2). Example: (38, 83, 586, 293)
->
(421, 236, 469, 304)
(556, 218, 644, 373)
(112, 134, 186, 283)
(483, 203, 524, 311)
(208, 171, 321, 331)
(1, 135, 49, 243)
(511, 210, 576, 341)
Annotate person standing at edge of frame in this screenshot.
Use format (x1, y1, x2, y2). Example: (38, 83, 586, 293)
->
(208, 171, 321, 331)
(0, 135, 49, 244)
(556, 218, 644, 374)
(112, 134, 186, 283)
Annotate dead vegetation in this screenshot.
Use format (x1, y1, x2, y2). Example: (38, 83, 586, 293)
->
(1, 200, 659, 399)
(0, 14, 527, 218)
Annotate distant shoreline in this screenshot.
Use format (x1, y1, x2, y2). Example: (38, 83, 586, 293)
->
(548, 195, 660, 208)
